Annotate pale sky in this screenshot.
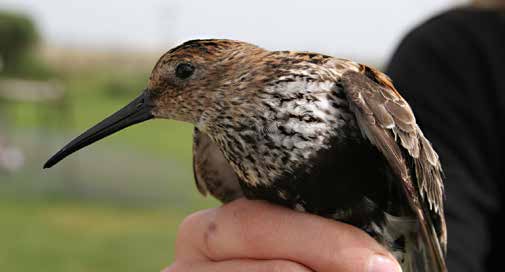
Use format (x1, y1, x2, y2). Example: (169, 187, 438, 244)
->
(0, 0, 467, 63)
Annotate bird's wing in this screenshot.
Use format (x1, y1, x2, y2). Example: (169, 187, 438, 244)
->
(192, 128, 243, 203)
(341, 66, 447, 271)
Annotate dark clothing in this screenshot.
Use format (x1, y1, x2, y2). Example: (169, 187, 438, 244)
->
(386, 7, 505, 271)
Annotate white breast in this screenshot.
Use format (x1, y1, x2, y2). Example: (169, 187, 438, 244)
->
(216, 79, 359, 187)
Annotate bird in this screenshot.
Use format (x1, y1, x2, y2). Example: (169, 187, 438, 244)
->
(43, 39, 447, 271)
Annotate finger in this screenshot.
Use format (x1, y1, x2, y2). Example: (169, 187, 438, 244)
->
(175, 198, 401, 272)
(163, 259, 313, 272)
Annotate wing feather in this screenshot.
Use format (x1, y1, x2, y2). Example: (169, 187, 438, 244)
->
(341, 67, 446, 271)
(192, 128, 243, 203)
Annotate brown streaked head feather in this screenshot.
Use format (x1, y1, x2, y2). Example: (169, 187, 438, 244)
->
(146, 39, 270, 125)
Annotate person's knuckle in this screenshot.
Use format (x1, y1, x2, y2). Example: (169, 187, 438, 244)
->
(219, 199, 269, 251)
(221, 199, 256, 227)
(178, 209, 210, 237)
(175, 209, 215, 255)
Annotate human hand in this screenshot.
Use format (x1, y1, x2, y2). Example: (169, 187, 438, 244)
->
(163, 198, 401, 272)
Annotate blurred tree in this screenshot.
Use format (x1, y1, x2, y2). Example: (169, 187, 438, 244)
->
(0, 11, 38, 74)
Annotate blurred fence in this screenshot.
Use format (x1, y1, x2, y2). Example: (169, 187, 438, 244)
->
(0, 78, 70, 173)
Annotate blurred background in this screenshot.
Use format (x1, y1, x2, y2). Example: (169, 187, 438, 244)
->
(0, 0, 468, 271)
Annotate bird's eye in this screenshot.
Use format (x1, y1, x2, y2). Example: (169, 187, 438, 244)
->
(175, 63, 195, 79)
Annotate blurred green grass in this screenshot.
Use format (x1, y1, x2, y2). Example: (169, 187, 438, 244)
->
(0, 198, 181, 272)
(0, 53, 219, 271)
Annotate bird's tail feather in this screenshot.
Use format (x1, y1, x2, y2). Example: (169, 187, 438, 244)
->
(408, 206, 447, 272)
(373, 212, 446, 272)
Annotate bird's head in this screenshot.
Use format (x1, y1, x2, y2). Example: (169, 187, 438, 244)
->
(148, 39, 268, 124)
(43, 39, 270, 168)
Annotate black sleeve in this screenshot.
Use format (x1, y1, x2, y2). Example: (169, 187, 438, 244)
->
(386, 8, 505, 272)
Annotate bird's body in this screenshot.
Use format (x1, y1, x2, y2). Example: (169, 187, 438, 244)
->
(193, 51, 395, 224)
(44, 39, 447, 272)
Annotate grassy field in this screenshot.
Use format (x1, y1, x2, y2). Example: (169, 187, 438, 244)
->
(0, 198, 183, 272)
(0, 48, 219, 271)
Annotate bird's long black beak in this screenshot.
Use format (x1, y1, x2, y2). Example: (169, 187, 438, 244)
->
(43, 90, 154, 169)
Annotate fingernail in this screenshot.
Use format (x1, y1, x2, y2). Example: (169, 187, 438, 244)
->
(368, 254, 402, 272)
